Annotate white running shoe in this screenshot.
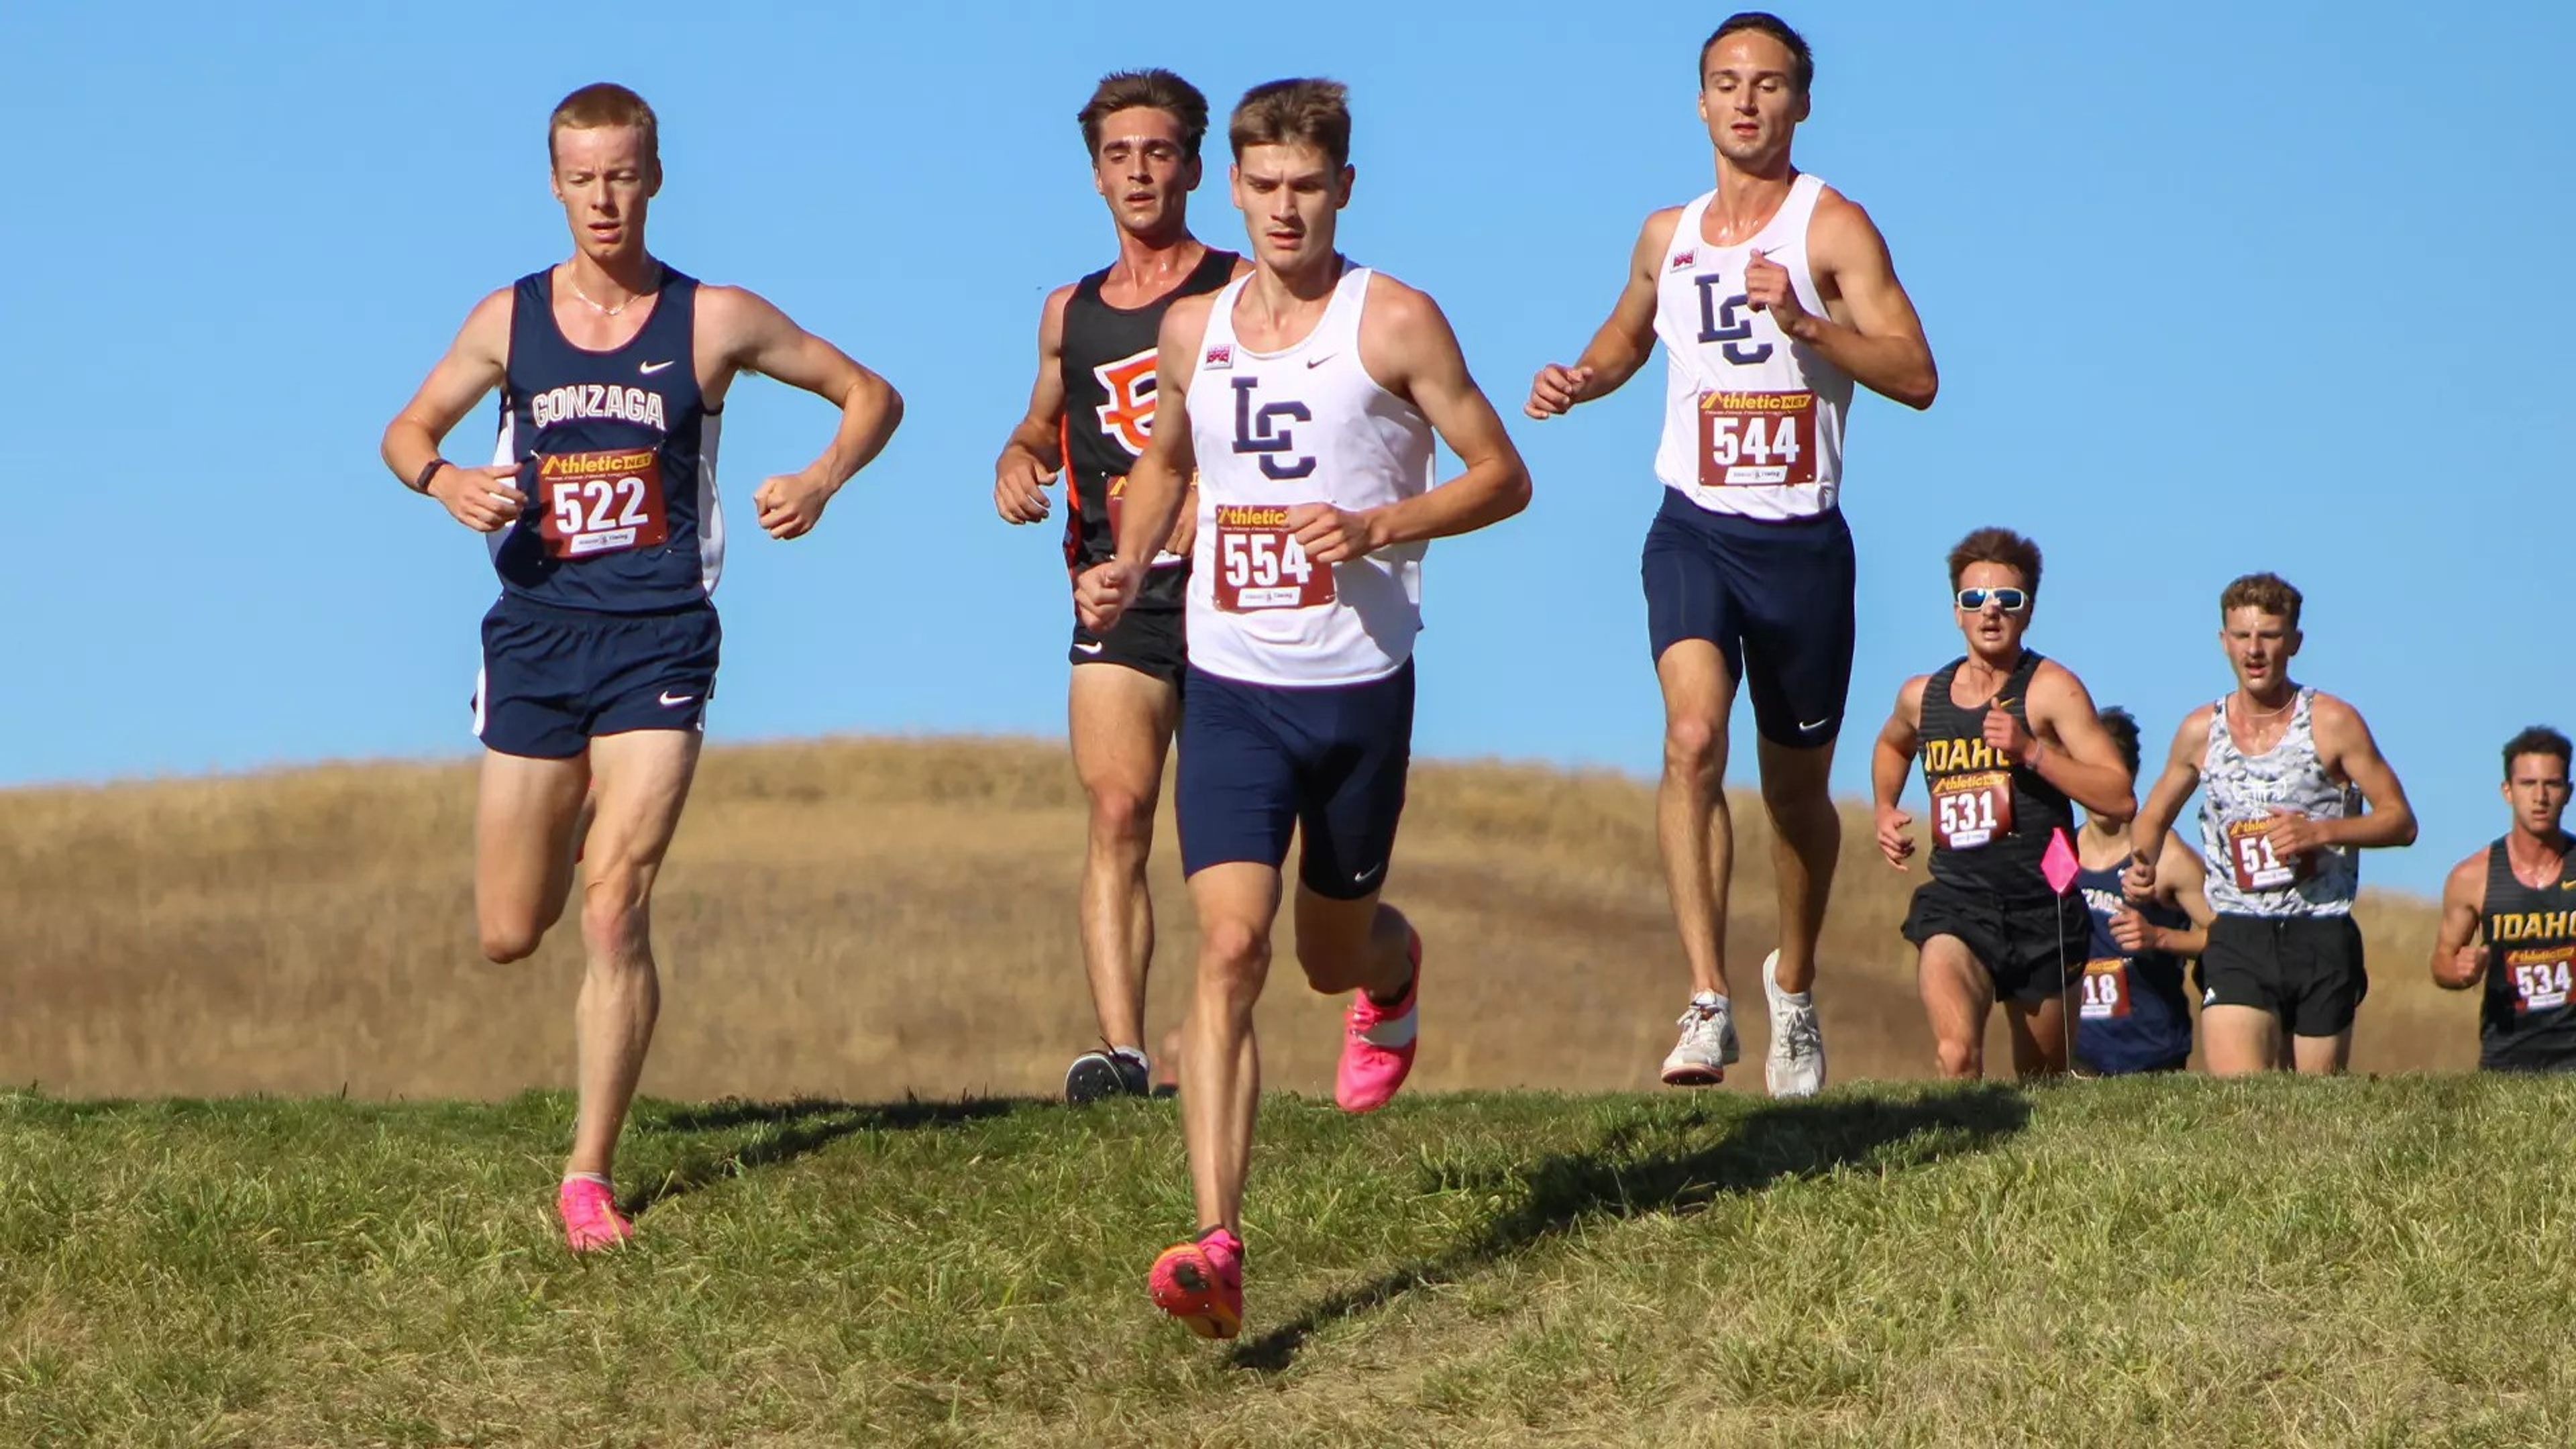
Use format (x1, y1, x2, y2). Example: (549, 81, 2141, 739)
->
(1762, 949, 1826, 1098)
(1660, 993, 1740, 1086)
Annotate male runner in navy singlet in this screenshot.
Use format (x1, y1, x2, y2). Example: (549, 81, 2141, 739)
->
(2430, 727, 2576, 1072)
(994, 70, 1244, 1102)
(380, 84, 902, 1250)
(1525, 13, 1937, 1097)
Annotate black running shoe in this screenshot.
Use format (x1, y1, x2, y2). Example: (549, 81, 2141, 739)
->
(1065, 1048, 1150, 1104)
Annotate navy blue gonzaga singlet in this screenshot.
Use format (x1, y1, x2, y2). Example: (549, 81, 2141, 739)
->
(488, 266, 721, 612)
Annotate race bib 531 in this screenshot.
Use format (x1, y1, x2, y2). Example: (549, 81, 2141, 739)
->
(1933, 771, 2012, 850)
(1696, 390, 1816, 488)
(536, 448, 667, 559)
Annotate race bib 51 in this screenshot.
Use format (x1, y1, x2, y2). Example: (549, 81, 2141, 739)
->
(1211, 503, 1332, 612)
(1697, 390, 1816, 488)
(537, 448, 668, 559)
(2224, 818, 2316, 893)
(1932, 771, 2012, 850)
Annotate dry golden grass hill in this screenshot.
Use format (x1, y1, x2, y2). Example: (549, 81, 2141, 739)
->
(3, 737, 2466, 1101)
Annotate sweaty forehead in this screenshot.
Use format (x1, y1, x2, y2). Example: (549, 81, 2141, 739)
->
(1236, 142, 1334, 179)
(1956, 560, 2028, 588)
(552, 124, 650, 170)
(2222, 608, 2290, 631)
(1097, 107, 1185, 148)
(1705, 32, 1796, 79)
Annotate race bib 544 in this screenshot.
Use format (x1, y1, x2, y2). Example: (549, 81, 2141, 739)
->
(1696, 390, 1816, 488)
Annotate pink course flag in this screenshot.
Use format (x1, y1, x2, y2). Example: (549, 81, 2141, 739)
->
(2041, 827, 2081, 896)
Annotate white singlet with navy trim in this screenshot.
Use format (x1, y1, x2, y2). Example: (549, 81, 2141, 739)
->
(1650, 173, 1852, 521)
(1183, 265, 1434, 688)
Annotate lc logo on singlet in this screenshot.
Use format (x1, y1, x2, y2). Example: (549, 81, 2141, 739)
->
(1693, 275, 1774, 366)
(1230, 376, 1315, 480)
(1092, 349, 1159, 457)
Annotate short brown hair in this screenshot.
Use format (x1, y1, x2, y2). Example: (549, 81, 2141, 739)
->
(1229, 78, 1352, 169)
(1701, 11, 1815, 93)
(1946, 527, 2043, 595)
(549, 83, 658, 169)
(1078, 70, 1212, 162)
(2504, 727, 2573, 781)
(2219, 572, 2302, 628)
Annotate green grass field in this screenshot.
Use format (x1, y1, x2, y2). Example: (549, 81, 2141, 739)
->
(7, 1078, 2572, 1447)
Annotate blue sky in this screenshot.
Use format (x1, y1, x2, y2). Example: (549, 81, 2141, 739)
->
(4, 1, 2569, 893)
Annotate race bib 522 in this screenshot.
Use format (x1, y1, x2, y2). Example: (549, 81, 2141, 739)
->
(536, 448, 667, 559)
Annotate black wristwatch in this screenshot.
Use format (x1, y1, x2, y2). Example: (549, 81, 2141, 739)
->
(411, 458, 449, 494)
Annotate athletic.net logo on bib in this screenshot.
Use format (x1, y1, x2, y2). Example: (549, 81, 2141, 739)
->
(536, 448, 668, 559)
(1933, 771, 2012, 850)
(1697, 389, 1815, 488)
(1211, 504, 1332, 612)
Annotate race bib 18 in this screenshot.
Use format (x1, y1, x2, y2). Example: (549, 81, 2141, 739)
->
(537, 448, 668, 559)
(2079, 958, 2131, 1020)
(1932, 771, 2013, 850)
(1211, 504, 1332, 612)
(2225, 818, 2316, 893)
(2507, 949, 2574, 1014)
(1696, 390, 1817, 488)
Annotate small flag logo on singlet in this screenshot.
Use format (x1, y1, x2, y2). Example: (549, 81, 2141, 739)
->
(1203, 345, 1232, 370)
(1670, 250, 1697, 271)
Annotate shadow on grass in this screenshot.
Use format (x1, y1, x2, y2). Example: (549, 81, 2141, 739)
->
(624, 1095, 1033, 1218)
(1232, 1085, 2033, 1373)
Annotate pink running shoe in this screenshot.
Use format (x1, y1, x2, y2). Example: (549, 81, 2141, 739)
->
(1336, 928, 1421, 1113)
(1149, 1228, 1244, 1339)
(556, 1177, 634, 1252)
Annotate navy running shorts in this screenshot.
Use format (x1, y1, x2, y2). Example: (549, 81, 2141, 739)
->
(1640, 488, 1856, 747)
(1177, 660, 1413, 899)
(1070, 602, 1185, 687)
(474, 594, 718, 759)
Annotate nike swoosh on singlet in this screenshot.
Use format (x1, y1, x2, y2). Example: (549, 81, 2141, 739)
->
(658, 691, 695, 706)
(639, 360, 677, 375)
(1305, 355, 1336, 369)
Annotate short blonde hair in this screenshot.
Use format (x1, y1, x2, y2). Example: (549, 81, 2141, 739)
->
(549, 83, 659, 170)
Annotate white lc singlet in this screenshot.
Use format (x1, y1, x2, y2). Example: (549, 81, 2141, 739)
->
(1650, 173, 1853, 521)
(1183, 265, 1435, 688)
